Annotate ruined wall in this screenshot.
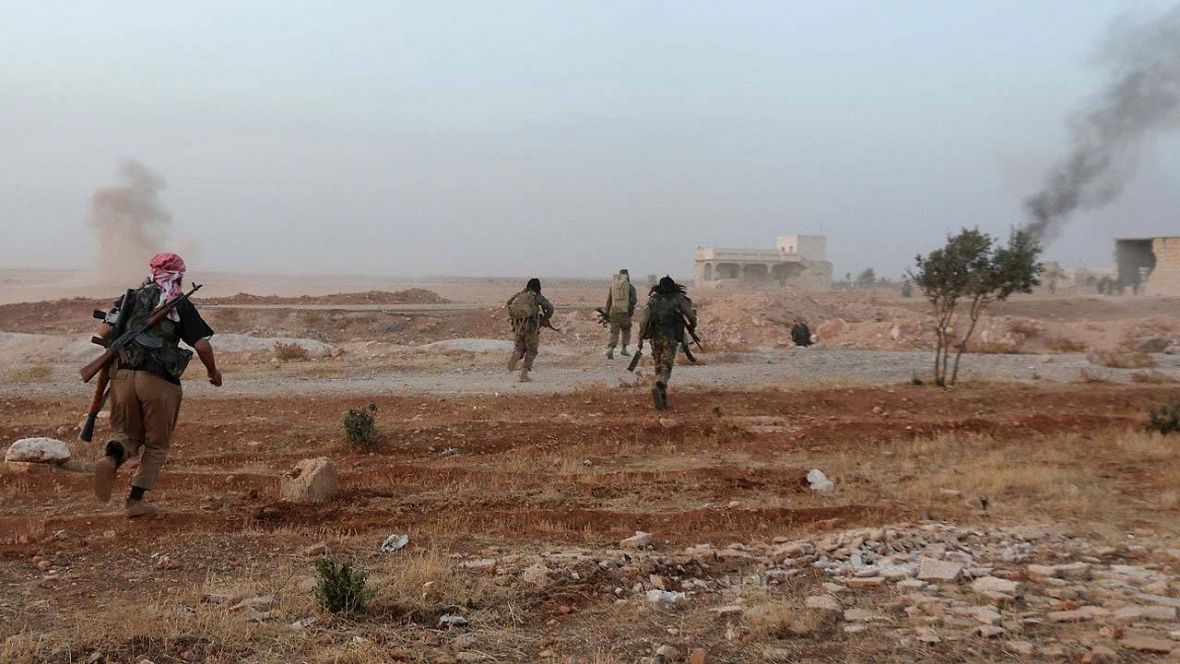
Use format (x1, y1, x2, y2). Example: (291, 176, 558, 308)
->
(1146, 237, 1180, 296)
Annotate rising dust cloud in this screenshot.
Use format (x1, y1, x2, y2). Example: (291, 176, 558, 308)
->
(88, 160, 174, 284)
(1024, 4, 1180, 241)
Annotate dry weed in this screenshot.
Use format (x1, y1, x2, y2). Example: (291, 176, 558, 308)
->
(1075, 369, 1112, 384)
(2, 364, 52, 384)
(1046, 337, 1088, 352)
(1130, 370, 1178, 384)
(1088, 350, 1156, 369)
(273, 342, 310, 362)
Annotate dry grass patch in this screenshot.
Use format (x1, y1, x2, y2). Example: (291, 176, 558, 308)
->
(1075, 369, 1113, 384)
(1088, 350, 1156, 369)
(273, 342, 311, 361)
(1131, 370, 1178, 384)
(1047, 337, 1088, 352)
(2, 364, 52, 384)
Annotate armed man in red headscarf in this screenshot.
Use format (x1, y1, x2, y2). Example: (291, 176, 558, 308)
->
(92, 252, 222, 517)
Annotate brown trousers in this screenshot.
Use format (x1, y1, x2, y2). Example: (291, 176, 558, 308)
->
(108, 368, 183, 490)
(608, 313, 632, 348)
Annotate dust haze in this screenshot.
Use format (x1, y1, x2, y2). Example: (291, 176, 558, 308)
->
(1025, 4, 1180, 241)
(88, 160, 175, 284)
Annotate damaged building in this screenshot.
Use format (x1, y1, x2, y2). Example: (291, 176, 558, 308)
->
(1115, 236, 1180, 296)
(694, 235, 833, 289)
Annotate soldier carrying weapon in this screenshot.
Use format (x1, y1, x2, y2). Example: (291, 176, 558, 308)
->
(85, 253, 221, 517)
(634, 275, 698, 410)
(603, 268, 637, 359)
(505, 277, 555, 383)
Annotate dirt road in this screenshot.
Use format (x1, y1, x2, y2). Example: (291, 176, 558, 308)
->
(6, 348, 1179, 400)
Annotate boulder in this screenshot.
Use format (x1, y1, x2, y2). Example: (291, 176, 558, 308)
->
(621, 531, 654, 549)
(5, 438, 70, 465)
(280, 457, 338, 503)
(806, 469, 835, 492)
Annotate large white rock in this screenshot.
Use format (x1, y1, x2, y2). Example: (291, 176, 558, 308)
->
(280, 457, 339, 503)
(806, 469, 835, 493)
(5, 438, 71, 465)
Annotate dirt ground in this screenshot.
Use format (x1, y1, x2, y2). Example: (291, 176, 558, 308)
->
(3, 275, 1180, 662)
(3, 382, 1180, 663)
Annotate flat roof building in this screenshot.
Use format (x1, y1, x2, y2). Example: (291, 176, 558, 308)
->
(694, 235, 832, 289)
(1115, 236, 1180, 296)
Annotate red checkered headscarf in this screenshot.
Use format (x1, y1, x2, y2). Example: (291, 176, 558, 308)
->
(149, 252, 186, 320)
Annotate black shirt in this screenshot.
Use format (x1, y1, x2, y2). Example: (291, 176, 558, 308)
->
(109, 293, 215, 383)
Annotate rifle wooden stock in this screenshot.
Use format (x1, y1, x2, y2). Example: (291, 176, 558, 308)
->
(80, 347, 115, 383)
(77, 283, 202, 384)
(627, 350, 643, 372)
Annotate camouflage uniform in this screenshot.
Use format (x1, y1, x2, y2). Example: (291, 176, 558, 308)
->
(639, 288, 697, 409)
(605, 281, 637, 355)
(507, 289, 554, 380)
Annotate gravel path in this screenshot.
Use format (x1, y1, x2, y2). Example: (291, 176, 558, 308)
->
(6, 349, 1179, 399)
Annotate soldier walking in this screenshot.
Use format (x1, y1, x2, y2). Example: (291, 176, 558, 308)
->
(506, 278, 554, 383)
(92, 253, 222, 517)
(636, 275, 697, 410)
(604, 268, 638, 359)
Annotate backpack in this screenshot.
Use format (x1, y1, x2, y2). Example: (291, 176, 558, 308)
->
(646, 293, 684, 338)
(507, 290, 539, 319)
(609, 275, 631, 316)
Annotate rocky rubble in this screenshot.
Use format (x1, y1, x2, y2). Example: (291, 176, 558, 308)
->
(447, 521, 1179, 659)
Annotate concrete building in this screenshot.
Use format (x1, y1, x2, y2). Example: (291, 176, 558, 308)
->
(1116, 236, 1180, 296)
(694, 235, 833, 289)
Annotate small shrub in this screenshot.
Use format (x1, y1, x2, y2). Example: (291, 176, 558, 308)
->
(1088, 351, 1156, 369)
(1076, 369, 1112, 384)
(1148, 401, 1180, 435)
(1047, 337, 1088, 353)
(967, 340, 1021, 354)
(1131, 370, 1178, 384)
(274, 342, 310, 362)
(343, 404, 378, 446)
(1009, 320, 1041, 338)
(314, 556, 374, 613)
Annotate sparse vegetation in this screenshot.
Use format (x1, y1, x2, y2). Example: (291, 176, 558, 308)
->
(2, 364, 52, 384)
(1047, 337, 1088, 352)
(314, 556, 374, 613)
(273, 342, 310, 361)
(1131, 370, 1178, 384)
(910, 228, 1043, 386)
(1148, 401, 1180, 435)
(343, 404, 378, 446)
(1088, 350, 1156, 369)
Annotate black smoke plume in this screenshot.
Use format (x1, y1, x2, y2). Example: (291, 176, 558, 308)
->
(1025, 5, 1180, 241)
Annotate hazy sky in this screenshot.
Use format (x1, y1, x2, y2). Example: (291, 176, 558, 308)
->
(2, 1, 1178, 280)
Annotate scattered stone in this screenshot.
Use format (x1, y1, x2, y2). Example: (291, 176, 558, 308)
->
(971, 576, 1019, 595)
(456, 560, 495, 574)
(1047, 606, 1107, 623)
(654, 645, 682, 661)
(1142, 605, 1178, 621)
(380, 533, 409, 553)
(1119, 635, 1175, 654)
(843, 608, 881, 622)
(1136, 592, 1180, 609)
(709, 605, 743, 616)
(646, 589, 686, 606)
(621, 531, 654, 549)
(688, 649, 708, 664)
(914, 627, 941, 644)
(290, 617, 317, 630)
(974, 625, 1004, 639)
(917, 558, 963, 582)
(805, 595, 841, 614)
(279, 457, 338, 503)
(521, 563, 552, 586)
(1083, 646, 1118, 664)
(806, 468, 835, 492)
(846, 577, 886, 588)
(455, 653, 488, 663)
(438, 614, 470, 629)
(4, 437, 70, 464)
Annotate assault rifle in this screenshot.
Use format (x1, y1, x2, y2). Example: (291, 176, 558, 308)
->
(628, 318, 701, 372)
(540, 317, 562, 334)
(79, 284, 203, 384)
(593, 307, 609, 328)
(79, 289, 134, 442)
